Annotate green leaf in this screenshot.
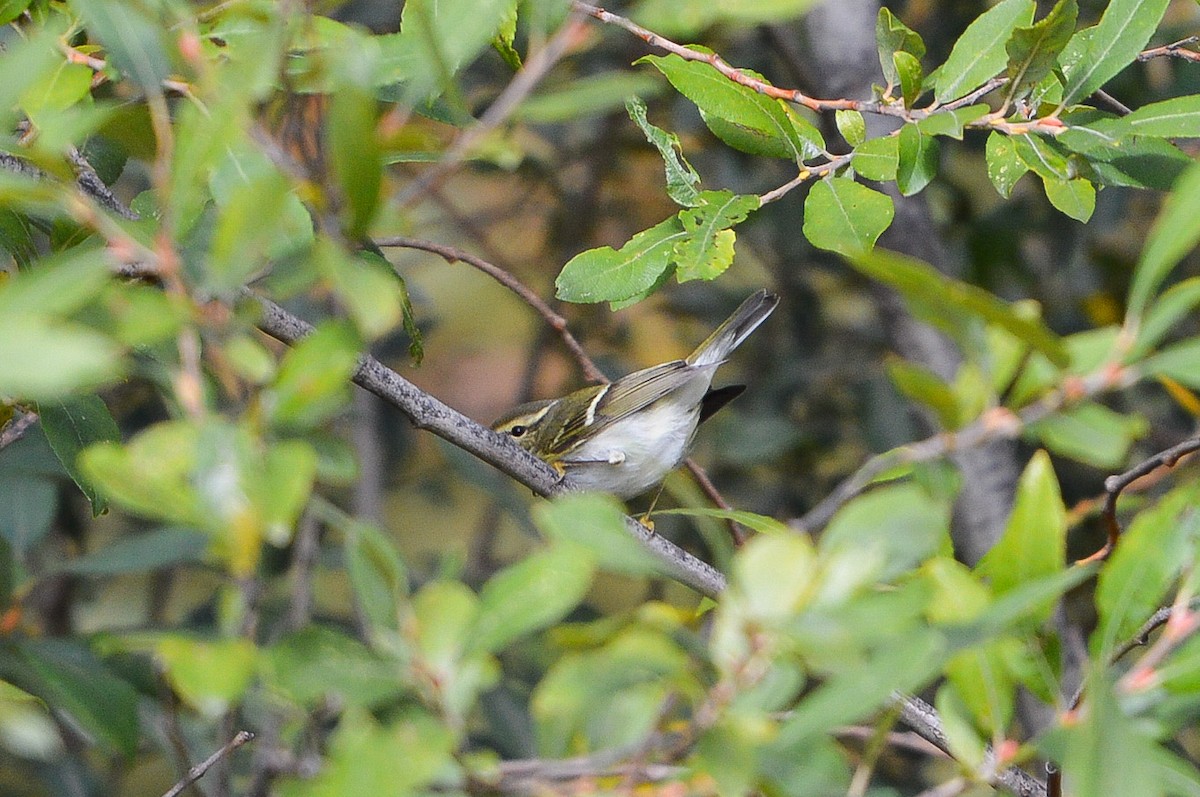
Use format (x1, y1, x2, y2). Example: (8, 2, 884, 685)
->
(2, 638, 139, 755)
(57, 528, 208, 576)
(1132, 277, 1200, 358)
(0, 476, 56, 553)
(267, 322, 362, 428)
(1118, 94, 1200, 138)
(1026, 402, 1146, 468)
(491, 2, 521, 70)
(0, 247, 112, 320)
(536, 492, 662, 576)
(38, 395, 120, 516)
(1014, 133, 1070, 181)
(835, 110, 866, 147)
(388, 0, 517, 100)
(265, 627, 402, 708)
(876, 8, 926, 87)
(345, 521, 408, 638)
(714, 0, 822, 24)
(470, 545, 594, 654)
(637, 53, 824, 162)
(70, 0, 171, 92)
(280, 707, 456, 797)
(777, 630, 944, 745)
(851, 135, 899, 182)
(656, 507, 792, 535)
(532, 627, 690, 756)
(556, 216, 686, 303)
(256, 440, 317, 545)
(893, 50, 923, 108)
(1043, 176, 1096, 222)
(0, 0, 31, 25)
(519, 73, 662, 123)
(0, 318, 123, 401)
(396, 274, 424, 364)
(975, 451, 1065, 620)
(935, 682, 987, 769)
(1078, 135, 1189, 190)
(896, 122, 939, 196)
(730, 533, 817, 620)
(78, 421, 208, 530)
(1039, 677, 1163, 797)
(1128, 158, 1200, 322)
(1059, 0, 1170, 105)
(1004, 0, 1077, 102)
(944, 638, 1024, 737)
(328, 77, 382, 238)
(915, 105, 989, 140)
(934, 0, 1036, 103)
(674, 190, 759, 282)
(820, 483, 950, 583)
(317, 245, 403, 340)
(848, 248, 1068, 366)
(802, 178, 894, 257)
(625, 96, 702, 207)
(156, 637, 257, 718)
(207, 168, 293, 292)
(22, 62, 93, 114)
(887, 357, 960, 428)
(1092, 483, 1199, 656)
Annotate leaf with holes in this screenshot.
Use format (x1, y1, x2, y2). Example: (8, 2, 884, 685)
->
(674, 191, 760, 282)
(626, 96, 702, 207)
(556, 217, 687, 303)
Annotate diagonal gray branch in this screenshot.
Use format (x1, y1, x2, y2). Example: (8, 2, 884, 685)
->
(250, 294, 728, 598)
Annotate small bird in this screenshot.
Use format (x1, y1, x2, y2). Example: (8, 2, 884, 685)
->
(493, 290, 779, 499)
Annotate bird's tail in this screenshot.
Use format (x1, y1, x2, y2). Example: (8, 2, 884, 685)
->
(687, 289, 780, 367)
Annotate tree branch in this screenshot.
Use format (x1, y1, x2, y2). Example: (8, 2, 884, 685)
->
(250, 292, 729, 598)
(1080, 433, 1200, 563)
(0, 410, 39, 451)
(160, 731, 254, 797)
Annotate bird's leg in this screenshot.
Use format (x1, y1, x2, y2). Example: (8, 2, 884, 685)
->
(638, 482, 667, 532)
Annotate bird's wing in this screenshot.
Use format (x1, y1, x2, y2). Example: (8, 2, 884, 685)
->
(544, 361, 697, 456)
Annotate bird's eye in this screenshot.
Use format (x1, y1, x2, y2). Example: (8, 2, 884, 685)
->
(509, 425, 527, 438)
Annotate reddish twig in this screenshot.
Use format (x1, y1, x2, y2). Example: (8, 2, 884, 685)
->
(573, 1, 860, 114)
(1078, 434, 1200, 564)
(574, 2, 1066, 137)
(1137, 36, 1200, 63)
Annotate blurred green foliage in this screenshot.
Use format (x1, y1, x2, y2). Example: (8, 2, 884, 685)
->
(1, 0, 1200, 796)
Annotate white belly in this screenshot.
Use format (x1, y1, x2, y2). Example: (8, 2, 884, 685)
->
(561, 402, 701, 499)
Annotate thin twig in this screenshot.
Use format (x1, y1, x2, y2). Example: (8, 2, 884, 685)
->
(376, 236, 607, 383)
(1080, 433, 1200, 563)
(574, 1, 857, 114)
(0, 411, 39, 450)
(161, 731, 254, 797)
(376, 235, 744, 542)
(250, 291, 730, 598)
(396, 8, 589, 207)
(759, 155, 852, 204)
(1049, 596, 1200, 797)
(574, 1, 1064, 137)
(796, 367, 1137, 534)
(1137, 36, 1200, 62)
